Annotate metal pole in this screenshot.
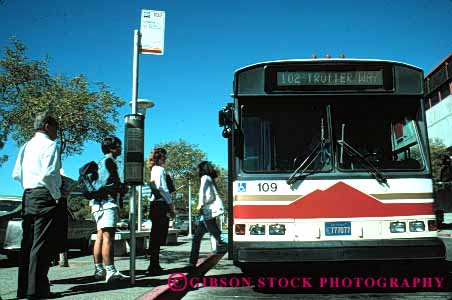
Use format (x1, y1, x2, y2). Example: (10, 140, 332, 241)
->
(188, 177, 192, 237)
(129, 28, 140, 285)
(132, 29, 140, 115)
(137, 185, 142, 232)
(129, 188, 136, 284)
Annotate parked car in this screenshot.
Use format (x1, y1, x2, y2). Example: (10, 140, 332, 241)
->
(174, 214, 198, 235)
(0, 196, 22, 257)
(0, 196, 21, 216)
(0, 198, 97, 260)
(141, 219, 152, 231)
(64, 210, 97, 253)
(116, 218, 129, 230)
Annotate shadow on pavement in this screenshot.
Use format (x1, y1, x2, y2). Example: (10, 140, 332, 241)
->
(57, 279, 165, 298)
(50, 266, 193, 298)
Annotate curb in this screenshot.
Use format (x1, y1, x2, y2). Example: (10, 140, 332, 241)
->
(137, 252, 226, 300)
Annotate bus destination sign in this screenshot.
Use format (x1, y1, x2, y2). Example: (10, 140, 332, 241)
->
(276, 70, 384, 87)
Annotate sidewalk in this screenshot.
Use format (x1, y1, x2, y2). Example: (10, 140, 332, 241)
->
(0, 235, 219, 300)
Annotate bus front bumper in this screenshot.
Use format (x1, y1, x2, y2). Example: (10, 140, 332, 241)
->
(234, 238, 445, 263)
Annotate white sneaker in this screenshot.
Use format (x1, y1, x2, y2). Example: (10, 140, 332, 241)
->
(105, 271, 129, 283)
(94, 268, 106, 280)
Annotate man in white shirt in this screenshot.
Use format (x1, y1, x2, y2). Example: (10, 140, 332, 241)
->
(12, 112, 62, 299)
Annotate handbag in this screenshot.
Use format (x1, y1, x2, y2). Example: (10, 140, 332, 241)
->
(209, 197, 225, 219)
(166, 174, 176, 193)
(202, 184, 225, 220)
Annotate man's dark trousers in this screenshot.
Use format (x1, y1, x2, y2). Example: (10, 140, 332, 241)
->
(17, 187, 58, 298)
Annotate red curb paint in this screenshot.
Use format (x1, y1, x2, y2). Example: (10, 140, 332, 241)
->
(136, 253, 225, 300)
(136, 285, 169, 300)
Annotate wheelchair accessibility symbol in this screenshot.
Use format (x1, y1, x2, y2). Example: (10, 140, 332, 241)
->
(238, 183, 247, 192)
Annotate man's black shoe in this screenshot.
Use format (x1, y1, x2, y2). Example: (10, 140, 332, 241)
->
(145, 265, 164, 276)
(216, 242, 228, 254)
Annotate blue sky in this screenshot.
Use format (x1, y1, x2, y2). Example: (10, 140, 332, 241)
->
(0, 0, 451, 196)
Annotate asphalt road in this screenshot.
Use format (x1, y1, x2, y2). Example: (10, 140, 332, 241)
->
(3, 239, 452, 300)
(179, 259, 452, 300)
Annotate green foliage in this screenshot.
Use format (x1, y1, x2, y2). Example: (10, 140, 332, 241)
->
(0, 37, 125, 162)
(430, 138, 451, 182)
(153, 139, 206, 179)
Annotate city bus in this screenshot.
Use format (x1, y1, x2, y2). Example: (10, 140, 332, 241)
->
(218, 57, 446, 271)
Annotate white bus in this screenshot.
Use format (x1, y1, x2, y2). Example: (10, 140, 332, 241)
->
(218, 58, 445, 272)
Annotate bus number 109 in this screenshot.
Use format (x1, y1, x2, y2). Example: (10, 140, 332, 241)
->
(258, 183, 278, 192)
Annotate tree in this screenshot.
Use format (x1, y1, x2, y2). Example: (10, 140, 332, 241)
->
(429, 138, 450, 182)
(154, 139, 207, 179)
(0, 37, 125, 164)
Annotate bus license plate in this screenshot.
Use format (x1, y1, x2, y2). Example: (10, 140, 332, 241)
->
(325, 221, 351, 236)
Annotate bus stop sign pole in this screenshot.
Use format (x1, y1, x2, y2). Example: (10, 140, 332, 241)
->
(127, 29, 140, 285)
(126, 11, 165, 285)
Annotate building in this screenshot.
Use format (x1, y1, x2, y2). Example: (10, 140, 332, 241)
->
(424, 53, 452, 150)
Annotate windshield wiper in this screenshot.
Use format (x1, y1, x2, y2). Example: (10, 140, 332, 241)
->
(287, 118, 329, 185)
(337, 140, 388, 186)
(287, 143, 324, 185)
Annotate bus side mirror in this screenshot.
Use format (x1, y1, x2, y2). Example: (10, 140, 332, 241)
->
(219, 105, 234, 138)
(219, 107, 233, 127)
(218, 104, 243, 158)
(222, 127, 232, 138)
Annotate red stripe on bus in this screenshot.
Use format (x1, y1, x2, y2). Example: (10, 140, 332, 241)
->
(234, 182, 433, 219)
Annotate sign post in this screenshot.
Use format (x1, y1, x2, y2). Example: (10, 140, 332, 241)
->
(140, 10, 166, 55)
(127, 9, 165, 285)
(188, 176, 192, 237)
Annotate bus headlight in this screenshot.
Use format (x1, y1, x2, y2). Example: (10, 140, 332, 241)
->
(249, 224, 266, 235)
(269, 224, 286, 235)
(409, 221, 425, 232)
(390, 222, 406, 233)
(235, 224, 245, 235)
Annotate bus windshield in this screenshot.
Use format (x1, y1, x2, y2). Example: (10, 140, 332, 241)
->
(242, 99, 332, 173)
(334, 96, 424, 171)
(241, 96, 425, 173)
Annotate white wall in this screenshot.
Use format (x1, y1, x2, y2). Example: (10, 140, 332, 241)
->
(426, 94, 452, 148)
